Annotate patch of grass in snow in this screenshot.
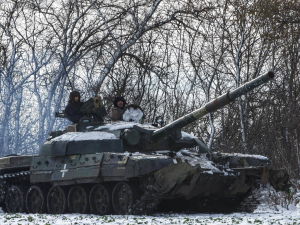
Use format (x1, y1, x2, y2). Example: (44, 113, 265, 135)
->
(62, 215, 68, 220)
(26, 216, 34, 222)
(5, 213, 22, 219)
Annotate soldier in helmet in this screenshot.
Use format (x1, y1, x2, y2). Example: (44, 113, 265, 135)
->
(65, 91, 84, 123)
(110, 96, 126, 121)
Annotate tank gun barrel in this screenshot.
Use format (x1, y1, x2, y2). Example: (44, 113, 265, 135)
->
(151, 71, 274, 142)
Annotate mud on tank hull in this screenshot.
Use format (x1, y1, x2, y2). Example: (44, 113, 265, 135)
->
(0, 149, 290, 215)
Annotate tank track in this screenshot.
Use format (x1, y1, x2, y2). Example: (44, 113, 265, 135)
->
(0, 171, 265, 214)
(0, 171, 161, 215)
(116, 179, 266, 214)
(132, 191, 162, 214)
(0, 171, 31, 186)
(0, 171, 30, 206)
(236, 186, 261, 212)
(0, 171, 30, 180)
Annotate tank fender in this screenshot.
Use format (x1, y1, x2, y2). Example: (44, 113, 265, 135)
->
(125, 157, 173, 178)
(210, 153, 272, 168)
(231, 166, 292, 191)
(150, 161, 202, 193)
(229, 157, 271, 168)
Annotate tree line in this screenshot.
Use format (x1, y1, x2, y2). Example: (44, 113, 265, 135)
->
(0, 0, 300, 179)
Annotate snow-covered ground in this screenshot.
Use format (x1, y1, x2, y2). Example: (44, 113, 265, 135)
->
(0, 208, 299, 225)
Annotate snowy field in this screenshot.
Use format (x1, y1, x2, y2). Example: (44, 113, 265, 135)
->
(0, 209, 300, 225)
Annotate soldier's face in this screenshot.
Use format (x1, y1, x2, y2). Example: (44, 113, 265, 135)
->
(117, 101, 124, 107)
(74, 96, 79, 102)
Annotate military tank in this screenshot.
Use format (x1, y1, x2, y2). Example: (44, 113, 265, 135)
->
(0, 71, 291, 215)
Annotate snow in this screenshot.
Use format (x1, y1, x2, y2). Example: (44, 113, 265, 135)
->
(94, 122, 156, 131)
(220, 153, 269, 161)
(93, 123, 199, 142)
(181, 131, 197, 139)
(0, 210, 299, 225)
(123, 151, 170, 160)
(94, 122, 139, 131)
(177, 151, 223, 173)
(122, 150, 228, 174)
(122, 107, 144, 123)
(49, 131, 117, 142)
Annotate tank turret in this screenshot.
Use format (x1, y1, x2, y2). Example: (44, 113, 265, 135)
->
(43, 71, 274, 155)
(120, 71, 274, 153)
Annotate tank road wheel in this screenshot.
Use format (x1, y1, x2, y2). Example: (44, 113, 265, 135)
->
(0, 180, 6, 210)
(47, 186, 68, 214)
(5, 185, 27, 213)
(68, 185, 89, 214)
(112, 182, 138, 215)
(26, 185, 47, 213)
(89, 184, 112, 215)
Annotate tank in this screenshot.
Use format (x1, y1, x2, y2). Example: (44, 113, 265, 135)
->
(0, 71, 291, 215)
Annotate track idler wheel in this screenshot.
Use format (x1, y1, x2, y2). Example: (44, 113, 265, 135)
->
(47, 186, 68, 214)
(89, 184, 112, 215)
(5, 185, 27, 213)
(68, 185, 89, 214)
(112, 182, 138, 215)
(26, 185, 47, 213)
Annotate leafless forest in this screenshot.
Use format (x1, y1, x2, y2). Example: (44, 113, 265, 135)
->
(0, 0, 299, 179)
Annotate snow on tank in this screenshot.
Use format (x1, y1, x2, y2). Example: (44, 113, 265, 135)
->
(122, 105, 144, 123)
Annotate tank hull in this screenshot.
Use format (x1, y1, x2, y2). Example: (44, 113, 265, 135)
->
(0, 150, 290, 214)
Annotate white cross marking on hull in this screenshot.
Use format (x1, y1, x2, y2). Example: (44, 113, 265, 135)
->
(60, 164, 68, 178)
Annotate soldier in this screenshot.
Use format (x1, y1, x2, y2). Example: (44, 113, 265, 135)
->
(65, 91, 84, 123)
(81, 96, 107, 121)
(110, 96, 126, 121)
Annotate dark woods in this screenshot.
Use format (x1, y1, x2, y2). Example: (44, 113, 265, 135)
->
(0, 0, 300, 179)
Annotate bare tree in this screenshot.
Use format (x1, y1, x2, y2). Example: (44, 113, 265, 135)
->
(0, 1, 52, 155)
(92, 0, 214, 93)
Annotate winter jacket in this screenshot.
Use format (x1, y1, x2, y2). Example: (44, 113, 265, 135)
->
(110, 106, 124, 121)
(65, 102, 83, 123)
(110, 96, 126, 121)
(65, 90, 84, 124)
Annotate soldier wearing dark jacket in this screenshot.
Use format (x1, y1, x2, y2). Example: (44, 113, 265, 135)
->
(65, 91, 83, 123)
(110, 96, 126, 121)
